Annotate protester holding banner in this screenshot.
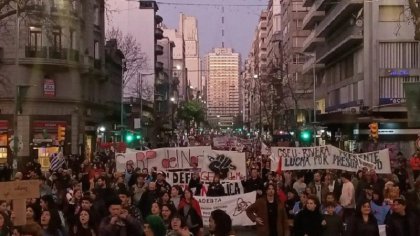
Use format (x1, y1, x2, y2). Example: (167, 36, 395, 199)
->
(206, 175, 226, 197)
(246, 183, 289, 236)
(188, 172, 202, 196)
(242, 168, 264, 197)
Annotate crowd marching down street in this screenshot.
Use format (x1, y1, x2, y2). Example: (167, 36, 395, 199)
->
(0, 136, 420, 236)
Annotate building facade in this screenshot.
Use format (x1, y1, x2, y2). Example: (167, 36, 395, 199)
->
(204, 48, 240, 127)
(179, 13, 201, 97)
(0, 0, 122, 168)
(302, 0, 420, 154)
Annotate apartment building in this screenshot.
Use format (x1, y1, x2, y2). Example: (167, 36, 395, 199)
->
(0, 0, 122, 167)
(302, 0, 420, 152)
(204, 48, 240, 127)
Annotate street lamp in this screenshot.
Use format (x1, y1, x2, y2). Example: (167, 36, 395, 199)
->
(253, 73, 262, 137)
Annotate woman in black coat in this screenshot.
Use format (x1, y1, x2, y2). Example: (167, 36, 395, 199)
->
(345, 199, 379, 236)
(294, 195, 323, 236)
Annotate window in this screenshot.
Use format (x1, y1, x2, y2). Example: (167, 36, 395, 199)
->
(379, 5, 404, 22)
(94, 5, 100, 26)
(52, 28, 62, 51)
(94, 40, 100, 59)
(29, 26, 42, 49)
(69, 30, 76, 49)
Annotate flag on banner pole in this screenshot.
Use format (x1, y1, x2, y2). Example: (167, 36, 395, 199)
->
(50, 151, 65, 171)
(261, 142, 271, 155)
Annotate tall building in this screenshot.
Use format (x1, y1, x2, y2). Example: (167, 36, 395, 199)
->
(302, 0, 420, 153)
(0, 0, 122, 167)
(204, 48, 240, 127)
(179, 13, 201, 97)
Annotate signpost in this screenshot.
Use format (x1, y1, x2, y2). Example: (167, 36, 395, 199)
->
(0, 180, 40, 225)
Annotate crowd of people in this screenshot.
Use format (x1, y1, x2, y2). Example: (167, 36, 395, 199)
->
(0, 146, 419, 236)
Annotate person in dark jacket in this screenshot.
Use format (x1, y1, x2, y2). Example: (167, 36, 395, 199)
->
(98, 197, 143, 236)
(322, 202, 343, 236)
(242, 168, 264, 197)
(188, 172, 202, 196)
(345, 199, 379, 236)
(294, 195, 323, 236)
(138, 182, 159, 218)
(155, 171, 171, 197)
(385, 198, 420, 236)
(207, 174, 225, 197)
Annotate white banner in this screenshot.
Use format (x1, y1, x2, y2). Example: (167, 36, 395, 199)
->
(116, 148, 246, 195)
(270, 145, 391, 174)
(196, 191, 256, 226)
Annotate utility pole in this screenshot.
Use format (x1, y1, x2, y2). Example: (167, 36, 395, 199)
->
(120, 59, 126, 142)
(13, 1, 21, 171)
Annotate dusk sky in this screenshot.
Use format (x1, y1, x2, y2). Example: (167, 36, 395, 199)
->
(108, 0, 267, 62)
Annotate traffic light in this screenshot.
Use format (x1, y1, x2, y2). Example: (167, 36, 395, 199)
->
(135, 133, 142, 140)
(299, 129, 312, 143)
(57, 125, 66, 142)
(125, 132, 134, 143)
(369, 122, 379, 142)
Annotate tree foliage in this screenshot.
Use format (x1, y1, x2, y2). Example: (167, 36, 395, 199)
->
(177, 100, 205, 126)
(408, 0, 420, 41)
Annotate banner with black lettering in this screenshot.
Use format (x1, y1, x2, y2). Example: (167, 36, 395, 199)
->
(271, 145, 391, 174)
(196, 191, 256, 226)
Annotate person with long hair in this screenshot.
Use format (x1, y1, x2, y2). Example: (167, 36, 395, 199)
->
(170, 186, 183, 209)
(161, 204, 175, 229)
(21, 205, 42, 236)
(166, 214, 193, 236)
(0, 211, 11, 236)
(150, 202, 162, 217)
(208, 209, 234, 236)
(246, 183, 289, 236)
(294, 195, 323, 236)
(69, 209, 96, 236)
(345, 200, 379, 236)
(370, 188, 390, 224)
(39, 209, 65, 236)
(178, 189, 203, 236)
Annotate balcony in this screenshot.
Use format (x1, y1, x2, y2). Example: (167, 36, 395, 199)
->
(68, 49, 79, 62)
(315, 0, 363, 37)
(302, 0, 326, 30)
(49, 47, 67, 60)
(155, 28, 164, 40)
(155, 44, 163, 55)
(302, 30, 325, 52)
(316, 25, 363, 63)
(25, 46, 47, 58)
(155, 61, 163, 71)
(302, 55, 325, 74)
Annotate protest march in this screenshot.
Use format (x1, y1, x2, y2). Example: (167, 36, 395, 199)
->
(0, 139, 419, 236)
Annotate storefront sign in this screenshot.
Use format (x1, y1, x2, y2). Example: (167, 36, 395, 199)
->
(43, 79, 55, 97)
(387, 69, 409, 77)
(379, 98, 406, 105)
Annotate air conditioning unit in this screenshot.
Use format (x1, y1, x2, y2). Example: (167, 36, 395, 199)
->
(350, 106, 360, 114)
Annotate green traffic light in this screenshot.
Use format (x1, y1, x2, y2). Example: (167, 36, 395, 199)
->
(300, 130, 311, 141)
(136, 135, 141, 139)
(126, 134, 134, 142)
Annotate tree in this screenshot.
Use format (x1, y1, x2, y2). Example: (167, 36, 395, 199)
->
(408, 0, 420, 40)
(106, 27, 148, 93)
(177, 100, 205, 131)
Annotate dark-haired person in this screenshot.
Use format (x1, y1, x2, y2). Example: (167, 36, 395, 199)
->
(242, 168, 264, 197)
(170, 186, 183, 209)
(207, 174, 225, 197)
(118, 189, 144, 224)
(139, 182, 159, 218)
(322, 202, 343, 236)
(156, 172, 171, 197)
(188, 172, 202, 196)
(161, 204, 175, 229)
(246, 183, 289, 236)
(345, 199, 379, 236)
(69, 210, 96, 236)
(98, 197, 143, 236)
(294, 195, 323, 236)
(21, 205, 42, 236)
(0, 211, 11, 236)
(166, 214, 193, 236)
(385, 198, 420, 236)
(39, 209, 65, 236)
(178, 189, 203, 236)
(370, 188, 390, 225)
(208, 209, 234, 236)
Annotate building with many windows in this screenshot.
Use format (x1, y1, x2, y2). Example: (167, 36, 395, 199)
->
(302, 0, 420, 154)
(204, 48, 240, 127)
(0, 0, 122, 168)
